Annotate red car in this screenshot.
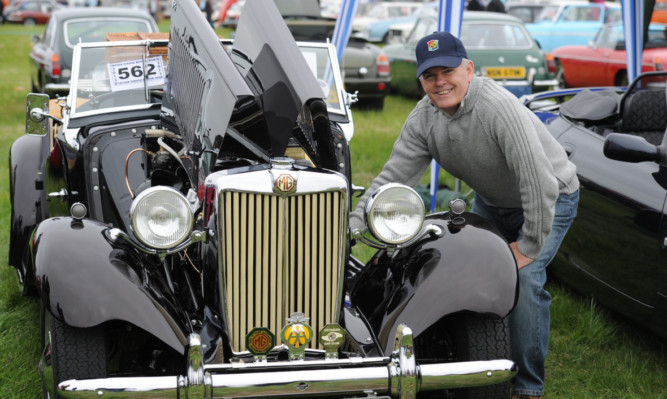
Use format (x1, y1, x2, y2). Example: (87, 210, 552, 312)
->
(3, 0, 58, 26)
(553, 23, 667, 87)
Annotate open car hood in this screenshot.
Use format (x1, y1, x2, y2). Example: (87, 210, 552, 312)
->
(162, 0, 326, 159)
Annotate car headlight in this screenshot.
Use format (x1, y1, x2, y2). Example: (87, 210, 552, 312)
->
(130, 187, 194, 249)
(365, 183, 425, 244)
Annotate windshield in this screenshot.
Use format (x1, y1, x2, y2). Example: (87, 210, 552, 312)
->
(298, 43, 346, 115)
(69, 41, 167, 117)
(64, 18, 155, 47)
(461, 22, 532, 49)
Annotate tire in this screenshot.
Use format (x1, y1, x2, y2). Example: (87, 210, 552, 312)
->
(23, 17, 35, 27)
(42, 304, 108, 399)
(357, 97, 385, 111)
(452, 313, 512, 399)
(615, 70, 628, 87)
(415, 312, 512, 399)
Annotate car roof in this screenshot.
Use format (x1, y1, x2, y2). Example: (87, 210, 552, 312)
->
(51, 6, 155, 20)
(462, 10, 525, 24)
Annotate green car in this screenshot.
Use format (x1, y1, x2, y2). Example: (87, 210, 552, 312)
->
(384, 11, 558, 98)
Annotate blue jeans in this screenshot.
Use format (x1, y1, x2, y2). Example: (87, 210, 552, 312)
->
(472, 191, 579, 397)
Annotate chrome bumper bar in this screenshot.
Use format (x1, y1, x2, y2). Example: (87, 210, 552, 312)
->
(55, 325, 517, 399)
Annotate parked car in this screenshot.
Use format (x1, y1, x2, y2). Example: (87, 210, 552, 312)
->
(276, 0, 391, 110)
(521, 72, 667, 339)
(552, 23, 667, 88)
(352, 1, 422, 42)
(384, 12, 558, 98)
(10, 0, 520, 397)
(651, 0, 667, 23)
(3, 0, 58, 26)
(219, 0, 242, 27)
(525, 0, 622, 52)
(213, 0, 237, 27)
(28, 7, 158, 97)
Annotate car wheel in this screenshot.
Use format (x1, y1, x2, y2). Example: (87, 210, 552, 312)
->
(23, 18, 36, 27)
(452, 313, 512, 399)
(358, 97, 385, 111)
(615, 70, 628, 87)
(41, 303, 108, 399)
(415, 313, 512, 399)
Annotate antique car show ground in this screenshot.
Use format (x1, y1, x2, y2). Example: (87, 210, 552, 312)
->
(0, 21, 665, 398)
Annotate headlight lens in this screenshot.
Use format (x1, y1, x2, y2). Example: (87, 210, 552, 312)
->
(130, 187, 194, 249)
(365, 184, 425, 244)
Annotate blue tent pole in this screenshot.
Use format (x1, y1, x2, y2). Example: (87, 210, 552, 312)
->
(429, 0, 465, 213)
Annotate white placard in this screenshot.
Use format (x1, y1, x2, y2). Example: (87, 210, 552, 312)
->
(107, 56, 165, 92)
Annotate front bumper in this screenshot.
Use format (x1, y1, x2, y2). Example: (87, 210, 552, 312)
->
(53, 326, 517, 399)
(344, 77, 391, 100)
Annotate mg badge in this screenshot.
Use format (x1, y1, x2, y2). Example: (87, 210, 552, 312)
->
(274, 173, 296, 194)
(246, 327, 275, 361)
(281, 312, 313, 360)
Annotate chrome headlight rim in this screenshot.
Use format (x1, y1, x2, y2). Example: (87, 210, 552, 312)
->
(130, 186, 194, 250)
(364, 183, 425, 245)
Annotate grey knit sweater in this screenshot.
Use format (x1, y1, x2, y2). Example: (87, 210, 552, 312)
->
(350, 76, 579, 259)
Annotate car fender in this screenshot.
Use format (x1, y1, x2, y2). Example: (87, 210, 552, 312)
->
(32, 217, 188, 354)
(354, 212, 518, 355)
(9, 133, 49, 271)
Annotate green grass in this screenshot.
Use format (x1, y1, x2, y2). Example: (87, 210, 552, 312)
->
(0, 22, 666, 398)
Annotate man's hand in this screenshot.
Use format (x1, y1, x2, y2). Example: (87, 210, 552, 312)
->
(510, 242, 534, 270)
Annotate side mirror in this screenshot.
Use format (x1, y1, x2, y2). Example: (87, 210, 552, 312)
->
(26, 93, 55, 136)
(603, 133, 661, 163)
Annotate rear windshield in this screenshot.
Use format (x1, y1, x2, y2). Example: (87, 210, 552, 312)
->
(65, 18, 154, 47)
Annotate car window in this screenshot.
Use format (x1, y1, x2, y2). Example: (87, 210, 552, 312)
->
(594, 25, 622, 48)
(605, 8, 622, 24)
(461, 23, 532, 49)
(408, 17, 436, 45)
(64, 18, 155, 47)
(561, 5, 600, 22)
(508, 7, 535, 23)
(535, 5, 559, 22)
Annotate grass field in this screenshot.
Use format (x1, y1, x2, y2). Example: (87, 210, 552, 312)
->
(0, 21, 665, 398)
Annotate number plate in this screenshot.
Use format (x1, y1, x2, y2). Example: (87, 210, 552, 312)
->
(482, 66, 526, 79)
(108, 56, 165, 92)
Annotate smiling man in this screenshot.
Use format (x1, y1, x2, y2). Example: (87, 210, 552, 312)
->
(350, 31, 580, 399)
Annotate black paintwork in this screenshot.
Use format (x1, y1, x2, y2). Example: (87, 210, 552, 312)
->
(9, 0, 520, 381)
(351, 212, 518, 355)
(526, 74, 667, 338)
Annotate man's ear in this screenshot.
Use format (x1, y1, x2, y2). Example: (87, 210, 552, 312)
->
(466, 60, 475, 82)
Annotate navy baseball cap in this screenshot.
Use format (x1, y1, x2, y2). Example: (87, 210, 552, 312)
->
(415, 31, 468, 78)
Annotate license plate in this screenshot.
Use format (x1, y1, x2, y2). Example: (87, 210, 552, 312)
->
(482, 67, 526, 79)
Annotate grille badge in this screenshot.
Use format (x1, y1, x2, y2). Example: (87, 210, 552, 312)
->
(319, 324, 345, 359)
(246, 327, 275, 362)
(274, 173, 296, 194)
(281, 312, 313, 360)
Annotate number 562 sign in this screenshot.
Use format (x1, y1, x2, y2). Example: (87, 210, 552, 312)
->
(107, 56, 165, 92)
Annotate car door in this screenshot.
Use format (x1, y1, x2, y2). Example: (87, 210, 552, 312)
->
(554, 125, 665, 325)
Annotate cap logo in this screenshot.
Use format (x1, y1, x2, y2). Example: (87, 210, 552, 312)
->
(427, 39, 439, 51)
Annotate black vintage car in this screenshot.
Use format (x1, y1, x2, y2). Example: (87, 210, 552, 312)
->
(9, 0, 519, 398)
(522, 73, 667, 339)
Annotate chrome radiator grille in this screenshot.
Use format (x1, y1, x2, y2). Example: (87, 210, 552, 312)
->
(217, 172, 347, 353)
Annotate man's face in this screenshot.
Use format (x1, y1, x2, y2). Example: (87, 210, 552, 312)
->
(419, 61, 475, 115)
